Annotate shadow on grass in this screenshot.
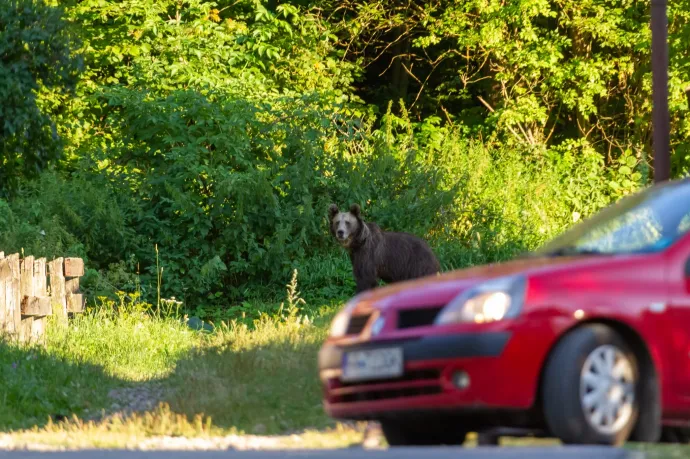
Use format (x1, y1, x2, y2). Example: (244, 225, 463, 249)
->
(0, 338, 120, 431)
(0, 317, 335, 438)
(164, 337, 328, 434)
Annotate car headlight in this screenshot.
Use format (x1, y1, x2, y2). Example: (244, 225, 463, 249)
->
(329, 296, 360, 338)
(434, 275, 527, 325)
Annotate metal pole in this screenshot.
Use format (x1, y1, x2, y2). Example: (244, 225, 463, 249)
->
(651, 0, 670, 183)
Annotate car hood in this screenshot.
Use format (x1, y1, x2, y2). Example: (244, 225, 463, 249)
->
(351, 254, 634, 312)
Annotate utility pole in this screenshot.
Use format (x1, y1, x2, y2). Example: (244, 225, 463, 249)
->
(651, 0, 670, 183)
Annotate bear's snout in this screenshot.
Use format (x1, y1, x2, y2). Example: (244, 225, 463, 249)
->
(337, 229, 345, 238)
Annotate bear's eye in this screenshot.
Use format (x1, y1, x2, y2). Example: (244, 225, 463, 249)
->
(345, 221, 351, 226)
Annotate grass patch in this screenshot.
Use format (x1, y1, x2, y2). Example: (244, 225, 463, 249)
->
(0, 272, 346, 441)
(167, 316, 331, 434)
(7, 404, 219, 450)
(0, 415, 367, 451)
(0, 336, 115, 430)
(47, 295, 201, 381)
(630, 443, 690, 459)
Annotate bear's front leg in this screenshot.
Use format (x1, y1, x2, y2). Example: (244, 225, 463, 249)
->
(355, 277, 378, 294)
(352, 256, 378, 294)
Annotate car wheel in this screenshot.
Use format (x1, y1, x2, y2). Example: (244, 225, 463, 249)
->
(379, 419, 467, 446)
(542, 324, 639, 446)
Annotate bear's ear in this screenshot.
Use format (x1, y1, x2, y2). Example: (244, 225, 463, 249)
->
(328, 204, 339, 219)
(349, 203, 361, 218)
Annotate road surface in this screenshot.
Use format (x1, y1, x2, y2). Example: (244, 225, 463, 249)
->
(0, 447, 644, 459)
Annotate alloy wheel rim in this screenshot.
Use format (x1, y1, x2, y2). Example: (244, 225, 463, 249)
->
(579, 344, 636, 435)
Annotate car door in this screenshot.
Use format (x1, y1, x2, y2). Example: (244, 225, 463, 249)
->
(663, 227, 690, 407)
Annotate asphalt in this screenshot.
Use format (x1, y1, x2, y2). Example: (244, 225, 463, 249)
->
(0, 447, 645, 459)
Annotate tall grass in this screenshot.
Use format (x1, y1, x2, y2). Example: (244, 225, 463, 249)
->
(47, 293, 198, 381)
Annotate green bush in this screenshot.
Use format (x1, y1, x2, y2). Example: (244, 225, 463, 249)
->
(0, 170, 142, 266)
(80, 89, 459, 312)
(0, 0, 651, 323)
(1, 96, 637, 320)
(0, 0, 81, 195)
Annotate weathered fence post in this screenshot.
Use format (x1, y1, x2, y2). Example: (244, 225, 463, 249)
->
(19, 256, 51, 345)
(64, 258, 84, 315)
(0, 253, 7, 335)
(6, 254, 21, 338)
(19, 256, 34, 342)
(0, 253, 84, 344)
(31, 258, 49, 344)
(48, 257, 68, 327)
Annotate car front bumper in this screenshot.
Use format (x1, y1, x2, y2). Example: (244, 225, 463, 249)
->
(319, 331, 542, 420)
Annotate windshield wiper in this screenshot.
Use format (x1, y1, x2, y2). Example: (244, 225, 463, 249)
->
(540, 246, 609, 257)
(517, 246, 610, 259)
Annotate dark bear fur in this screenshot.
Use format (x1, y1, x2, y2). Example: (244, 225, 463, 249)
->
(328, 203, 441, 294)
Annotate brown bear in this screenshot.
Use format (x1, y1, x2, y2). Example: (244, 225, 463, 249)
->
(328, 203, 441, 293)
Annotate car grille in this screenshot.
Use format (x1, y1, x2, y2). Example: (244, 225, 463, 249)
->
(397, 307, 444, 329)
(329, 369, 442, 403)
(338, 385, 442, 403)
(345, 314, 372, 335)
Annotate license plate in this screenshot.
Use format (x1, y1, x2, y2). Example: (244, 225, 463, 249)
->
(341, 347, 404, 383)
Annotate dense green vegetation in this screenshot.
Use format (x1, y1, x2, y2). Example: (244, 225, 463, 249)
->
(1, 0, 687, 321)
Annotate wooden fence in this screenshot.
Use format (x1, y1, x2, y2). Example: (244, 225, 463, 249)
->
(0, 252, 85, 344)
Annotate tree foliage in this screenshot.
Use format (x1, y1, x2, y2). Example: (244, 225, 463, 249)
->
(319, 0, 690, 173)
(0, 0, 680, 318)
(0, 0, 81, 194)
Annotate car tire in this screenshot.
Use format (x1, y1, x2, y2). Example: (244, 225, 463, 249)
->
(542, 324, 640, 446)
(379, 419, 467, 446)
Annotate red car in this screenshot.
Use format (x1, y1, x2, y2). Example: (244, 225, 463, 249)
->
(318, 178, 690, 447)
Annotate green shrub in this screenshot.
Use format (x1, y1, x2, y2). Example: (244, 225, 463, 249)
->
(0, 0, 81, 195)
(0, 0, 653, 325)
(1, 97, 639, 321)
(0, 170, 143, 267)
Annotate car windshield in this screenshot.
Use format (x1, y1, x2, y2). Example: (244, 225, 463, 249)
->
(534, 179, 690, 257)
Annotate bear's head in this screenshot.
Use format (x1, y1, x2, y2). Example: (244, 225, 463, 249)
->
(328, 203, 365, 248)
